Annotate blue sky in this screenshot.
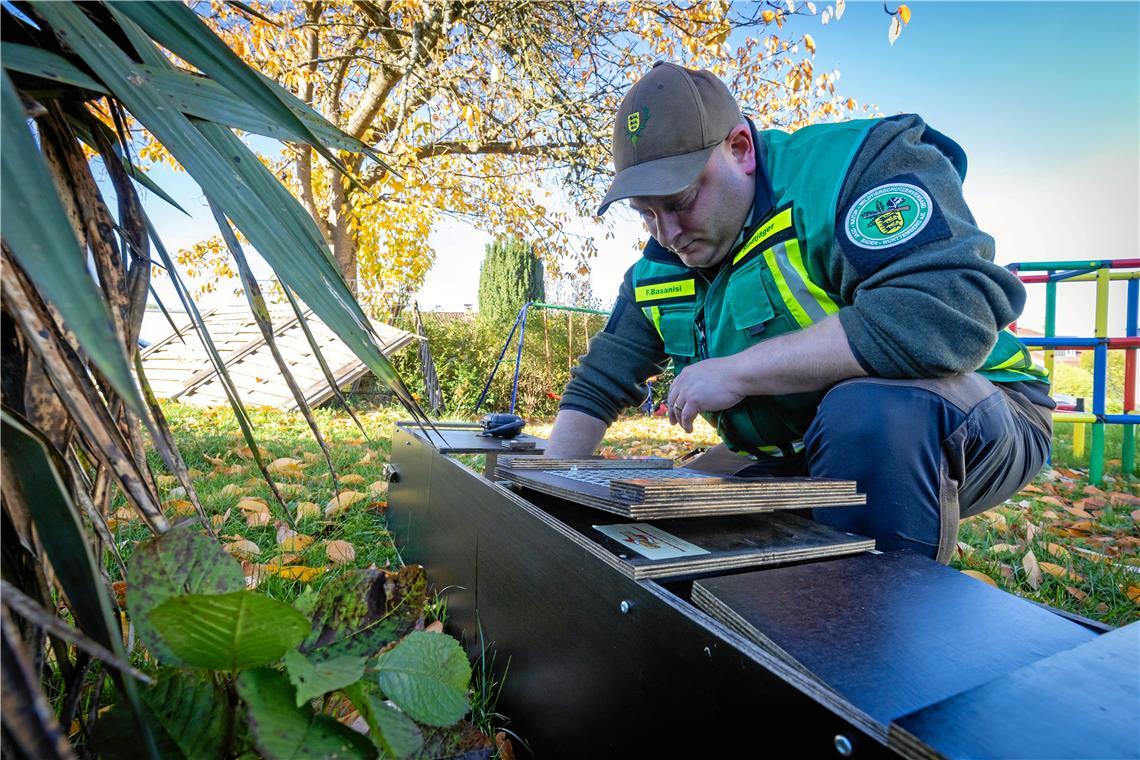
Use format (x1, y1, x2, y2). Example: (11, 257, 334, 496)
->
(140, 1, 1139, 339)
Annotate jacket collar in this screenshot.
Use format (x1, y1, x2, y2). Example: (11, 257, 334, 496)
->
(642, 117, 776, 267)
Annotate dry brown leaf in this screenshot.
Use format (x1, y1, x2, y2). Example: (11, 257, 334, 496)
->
(960, 569, 997, 587)
(338, 473, 366, 485)
(295, 501, 321, 520)
(217, 464, 245, 476)
(210, 515, 226, 528)
(1062, 505, 1092, 519)
(1020, 484, 1045, 494)
(988, 543, 1020, 554)
(268, 457, 302, 470)
(269, 553, 301, 565)
(325, 490, 367, 517)
(302, 451, 321, 463)
(1041, 510, 1060, 520)
(247, 512, 270, 528)
(163, 500, 196, 517)
(358, 450, 375, 465)
(1022, 550, 1041, 590)
(1024, 522, 1039, 543)
(1082, 485, 1107, 498)
(424, 620, 444, 634)
(1126, 586, 1140, 605)
(224, 540, 262, 560)
(204, 453, 227, 466)
(1065, 586, 1088, 602)
(368, 480, 387, 495)
(187, 468, 204, 479)
(981, 511, 1007, 528)
(1107, 493, 1140, 507)
(325, 540, 356, 564)
(1131, 509, 1140, 522)
(236, 445, 271, 461)
(495, 732, 515, 760)
(218, 483, 243, 498)
(1069, 520, 1095, 533)
(1045, 543, 1070, 560)
(1038, 496, 1066, 508)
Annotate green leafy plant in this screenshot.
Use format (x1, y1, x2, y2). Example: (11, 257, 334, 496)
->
(95, 527, 485, 759)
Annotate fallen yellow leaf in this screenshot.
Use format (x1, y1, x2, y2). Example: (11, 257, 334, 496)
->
(223, 540, 262, 560)
(270, 553, 301, 565)
(325, 490, 367, 517)
(368, 480, 388, 495)
(263, 565, 324, 583)
(235, 445, 271, 461)
(277, 529, 314, 552)
(218, 483, 243, 498)
(960, 569, 997, 586)
(326, 540, 356, 564)
(156, 475, 177, 488)
(163, 500, 196, 516)
(339, 473, 366, 485)
(988, 543, 1020, 554)
(1044, 543, 1070, 560)
(295, 502, 321, 520)
(1126, 586, 1140, 605)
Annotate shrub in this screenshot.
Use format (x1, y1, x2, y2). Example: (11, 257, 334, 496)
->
(477, 237, 545, 327)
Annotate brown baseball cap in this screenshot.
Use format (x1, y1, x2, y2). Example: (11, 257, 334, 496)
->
(597, 62, 742, 216)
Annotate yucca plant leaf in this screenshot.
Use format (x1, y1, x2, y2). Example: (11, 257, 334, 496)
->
(0, 71, 141, 411)
(1, 42, 108, 93)
(0, 581, 150, 683)
(1, 262, 166, 531)
(281, 284, 370, 441)
(150, 592, 309, 671)
(1, 608, 74, 760)
(210, 200, 340, 495)
(35, 2, 435, 439)
(0, 409, 159, 758)
(107, 1, 360, 176)
(237, 668, 377, 760)
(141, 214, 297, 528)
(126, 527, 244, 666)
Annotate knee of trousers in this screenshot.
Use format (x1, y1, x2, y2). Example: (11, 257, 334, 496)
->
(805, 378, 965, 466)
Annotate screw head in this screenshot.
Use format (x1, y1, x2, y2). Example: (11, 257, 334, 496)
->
(834, 735, 853, 756)
(619, 600, 631, 614)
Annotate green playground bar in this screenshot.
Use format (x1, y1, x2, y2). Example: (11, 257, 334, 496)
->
(1008, 258, 1139, 484)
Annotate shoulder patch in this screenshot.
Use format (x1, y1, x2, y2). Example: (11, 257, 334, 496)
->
(836, 173, 951, 277)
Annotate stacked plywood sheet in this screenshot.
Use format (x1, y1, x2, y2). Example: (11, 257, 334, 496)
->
(523, 492, 874, 580)
(140, 304, 414, 410)
(497, 457, 866, 519)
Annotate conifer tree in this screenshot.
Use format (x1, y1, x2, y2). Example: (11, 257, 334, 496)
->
(478, 237, 545, 327)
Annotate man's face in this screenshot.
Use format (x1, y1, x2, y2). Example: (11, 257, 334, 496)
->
(628, 127, 755, 269)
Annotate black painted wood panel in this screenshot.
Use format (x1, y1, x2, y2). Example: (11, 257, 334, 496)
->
(890, 622, 1139, 760)
(692, 552, 1097, 726)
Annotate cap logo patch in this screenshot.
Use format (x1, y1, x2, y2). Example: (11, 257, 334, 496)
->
(626, 107, 650, 145)
(844, 182, 932, 250)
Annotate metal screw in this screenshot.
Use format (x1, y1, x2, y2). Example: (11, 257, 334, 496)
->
(834, 735, 853, 757)
(619, 601, 631, 614)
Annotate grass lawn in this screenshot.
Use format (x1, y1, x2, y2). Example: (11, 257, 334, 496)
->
(116, 404, 1139, 635)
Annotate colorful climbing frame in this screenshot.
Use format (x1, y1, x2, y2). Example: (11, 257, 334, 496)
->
(1009, 258, 1139, 484)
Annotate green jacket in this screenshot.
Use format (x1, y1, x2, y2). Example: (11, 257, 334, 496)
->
(562, 115, 1048, 455)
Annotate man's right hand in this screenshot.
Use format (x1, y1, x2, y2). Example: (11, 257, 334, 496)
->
(543, 409, 608, 458)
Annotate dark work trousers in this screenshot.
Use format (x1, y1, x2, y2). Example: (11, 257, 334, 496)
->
(683, 374, 1053, 563)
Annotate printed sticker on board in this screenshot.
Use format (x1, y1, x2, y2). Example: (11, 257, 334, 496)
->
(844, 182, 932, 250)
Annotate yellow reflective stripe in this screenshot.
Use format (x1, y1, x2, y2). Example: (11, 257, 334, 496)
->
(734, 207, 794, 265)
(990, 347, 1030, 371)
(634, 279, 696, 303)
(762, 247, 813, 328)
(784, 238, 840, 316)
(646, 305, 663, 338)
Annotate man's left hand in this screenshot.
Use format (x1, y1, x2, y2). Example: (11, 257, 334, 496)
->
(666, 357, 746, 433)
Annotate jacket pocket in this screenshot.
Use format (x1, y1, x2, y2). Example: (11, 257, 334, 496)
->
(725, 257, 780, 335)
(656, 302, 696, 358)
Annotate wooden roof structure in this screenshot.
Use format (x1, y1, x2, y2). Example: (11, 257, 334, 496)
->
(139, 304, 415, 410)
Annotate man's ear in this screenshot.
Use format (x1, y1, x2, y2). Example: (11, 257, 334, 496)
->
(725, 123, 755, 175)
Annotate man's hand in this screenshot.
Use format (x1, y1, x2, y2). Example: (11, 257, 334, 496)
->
(666, 356, 746, 433)
(665, 315, 867, 433)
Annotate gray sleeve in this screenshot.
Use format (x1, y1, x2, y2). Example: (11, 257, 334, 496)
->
(830, 115, 1027, 378)
(558, 269, 670, 424)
